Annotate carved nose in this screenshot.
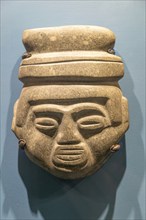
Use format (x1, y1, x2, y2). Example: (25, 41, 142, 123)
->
(57, 138, 80, 145)
(56, 117, 81, 145)
(57, 129, 81, 145)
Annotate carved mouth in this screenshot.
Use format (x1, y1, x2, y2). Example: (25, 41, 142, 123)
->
(52, 145, 88, 171)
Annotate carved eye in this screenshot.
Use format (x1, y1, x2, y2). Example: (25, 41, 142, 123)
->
(77, 115, 106, 134)
(35, 117, 58, 135)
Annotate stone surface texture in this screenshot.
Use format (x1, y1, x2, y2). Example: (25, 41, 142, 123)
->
(12, 26, 129, 179)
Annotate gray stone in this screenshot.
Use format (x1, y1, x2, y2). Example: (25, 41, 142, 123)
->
(12, 25, 129, 179)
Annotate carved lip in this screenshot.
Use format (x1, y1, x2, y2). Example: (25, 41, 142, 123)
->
(52, 145, 87, 169)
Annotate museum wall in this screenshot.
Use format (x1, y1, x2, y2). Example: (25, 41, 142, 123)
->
(1, 1, 145, 220)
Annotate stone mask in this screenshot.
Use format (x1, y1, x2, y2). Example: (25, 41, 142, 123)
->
(12, 26, 129, 179)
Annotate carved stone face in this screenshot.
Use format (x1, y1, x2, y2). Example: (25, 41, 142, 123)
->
(12, 26, 129, 179)
(13, 85, 129, 179)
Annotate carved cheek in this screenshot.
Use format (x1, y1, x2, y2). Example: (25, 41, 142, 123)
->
(86, 127, 119, 156)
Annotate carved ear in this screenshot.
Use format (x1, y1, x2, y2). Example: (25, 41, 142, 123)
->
(115, 96, 129, 142)
(11, 99, 18, 132)
(121, 96, 129, 128)
(11, 99, 22, 139)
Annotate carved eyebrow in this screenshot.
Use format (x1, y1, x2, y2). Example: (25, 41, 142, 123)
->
(73, 108, 105, 116)
(32, 104, 65, 113)
(34, 111, 63, 119)
(71, 106, 107, 121)
(69, 102, 108, 115)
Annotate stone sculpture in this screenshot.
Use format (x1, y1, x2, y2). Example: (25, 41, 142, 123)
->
(12, 26, 129, 179)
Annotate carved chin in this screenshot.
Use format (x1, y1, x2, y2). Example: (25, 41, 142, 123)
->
(52, 145, 89, 172)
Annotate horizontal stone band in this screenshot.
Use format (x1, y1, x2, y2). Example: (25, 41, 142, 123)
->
(19, 61, 124, 84)
(21, 51, 122, 65)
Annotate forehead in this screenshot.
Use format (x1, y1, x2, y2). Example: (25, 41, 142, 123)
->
(21, 85, 122, 101)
